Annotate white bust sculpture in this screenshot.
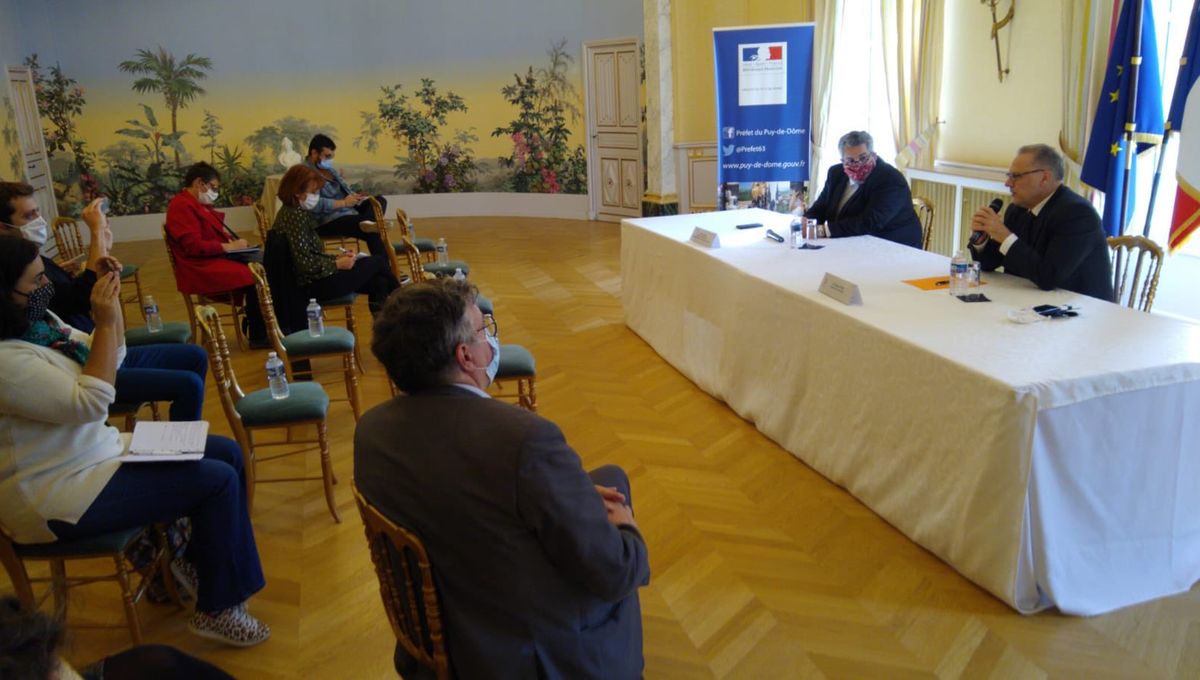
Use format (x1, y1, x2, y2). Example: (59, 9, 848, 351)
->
(277, 136, 302, 169)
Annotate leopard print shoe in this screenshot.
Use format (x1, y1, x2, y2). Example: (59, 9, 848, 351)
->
(188, 604, 271, 647)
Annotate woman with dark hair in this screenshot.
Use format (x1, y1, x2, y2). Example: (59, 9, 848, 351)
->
(0, 236, 269, 647)
(0, 596, 235, 679)
(271, 164, 397, 314)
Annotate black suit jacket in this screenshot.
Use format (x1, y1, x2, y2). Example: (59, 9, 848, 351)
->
(973, 185, 1114, 301)
(354, 386, 650, 680)
(805, 158, 923, 248)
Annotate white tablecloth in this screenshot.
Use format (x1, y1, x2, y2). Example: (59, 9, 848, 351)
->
(621, 208, 1200, 615)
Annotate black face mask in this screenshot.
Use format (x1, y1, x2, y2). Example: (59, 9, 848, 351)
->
(15, 282, 55, 322)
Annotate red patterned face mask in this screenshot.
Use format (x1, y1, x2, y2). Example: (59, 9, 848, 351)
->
(844, 154, 877, 183)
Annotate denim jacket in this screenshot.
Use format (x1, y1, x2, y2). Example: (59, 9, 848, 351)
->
(302, 158, 356, 225)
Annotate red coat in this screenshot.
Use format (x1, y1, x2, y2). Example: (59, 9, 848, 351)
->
(164, 190, 254, 295)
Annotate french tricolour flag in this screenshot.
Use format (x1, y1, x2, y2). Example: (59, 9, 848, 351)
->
(1169, 2, 1200, 252)
(742, 45, 783, 62)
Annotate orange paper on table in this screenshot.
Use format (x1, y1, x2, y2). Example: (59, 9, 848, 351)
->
(902, 275, 988, 291)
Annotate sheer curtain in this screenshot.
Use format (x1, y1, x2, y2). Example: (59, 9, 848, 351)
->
(880, 0, 945, 170)
(1060, 0, 1117, 191)
(810, 0, 845, 194)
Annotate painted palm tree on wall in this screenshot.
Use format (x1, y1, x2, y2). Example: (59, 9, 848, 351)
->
(118, 47, 212, 166)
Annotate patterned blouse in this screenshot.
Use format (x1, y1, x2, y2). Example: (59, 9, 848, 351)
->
(272, 205, 337, 286)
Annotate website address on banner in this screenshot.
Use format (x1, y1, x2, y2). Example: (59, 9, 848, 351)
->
(722, 161, 804, 170)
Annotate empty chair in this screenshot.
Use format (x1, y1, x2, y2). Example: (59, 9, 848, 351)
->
(912, 196, 934, 251)
(1107, 235, 1164, 312)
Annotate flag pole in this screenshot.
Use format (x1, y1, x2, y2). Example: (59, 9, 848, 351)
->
(1142, 127, 1172, 237)
(1118, 0, 1145, 236)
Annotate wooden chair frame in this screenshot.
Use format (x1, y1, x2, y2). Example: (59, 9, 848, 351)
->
(395, 208, 436, 263)
(1107, 235, 1164, 313)
(55, 216, 145, 324)
(162, 224, 248, 350)
(912, 196, 934, 251)
(195, 305, 339, 521)
(248, 262, 362, 420)
(0, 525, 181, 645)
(353, 484, 451, 680)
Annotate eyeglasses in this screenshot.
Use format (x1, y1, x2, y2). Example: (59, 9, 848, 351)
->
(842, 153, 874, 166)
(1005, 168, 1046, 182)
(476, 314, 498, 339)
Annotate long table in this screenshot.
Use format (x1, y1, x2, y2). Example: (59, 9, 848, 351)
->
(621, 208, 1200, 615)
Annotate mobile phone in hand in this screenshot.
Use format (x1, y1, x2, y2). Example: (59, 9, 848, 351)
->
(99, 197, 110, 214)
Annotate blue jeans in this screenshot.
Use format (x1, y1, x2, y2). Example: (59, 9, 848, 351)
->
(115, 343, 208, 421)
(49, 435, 265, 613)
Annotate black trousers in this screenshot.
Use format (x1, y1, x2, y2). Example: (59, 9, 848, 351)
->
(316, 195, 387, 255)
(304, 254, 398, 313)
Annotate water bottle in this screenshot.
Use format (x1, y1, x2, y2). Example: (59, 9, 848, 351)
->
(266, 352, 289, 400)
(789, 217, 803, 249)
(436, 237, 448, 265)
(452, 267, 466, 282)
(949, 248, 971, 297)
(306, 298, 324, 337)
(143, 295, 163, 333)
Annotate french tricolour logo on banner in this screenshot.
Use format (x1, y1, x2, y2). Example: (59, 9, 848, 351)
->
(738, 42, 787, 106)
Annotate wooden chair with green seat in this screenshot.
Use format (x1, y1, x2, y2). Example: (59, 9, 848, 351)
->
(373, 200, 469, 278)
(353, 484, 452, 680)
(162, 224, 248, 350)
(394, 208, 439, 263)
(248, 262, 362, 421)
(492, 343, 538, 412)
(194, 304, 340, 522)
(52, 215, 156, 329)
(0, 524, 182, 645)
(1107, 235, 1164, 313)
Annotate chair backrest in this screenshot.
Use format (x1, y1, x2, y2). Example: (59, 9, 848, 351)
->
(370, 204, 408, 283)
(912, 196, 934, 251)
(52, 216, 86, 265)
(352, 484, 451, 680)
(1107, 235, 1164, 312)
(253, 201, 270, 244)
(247, 262, 291, 366)
(161, 223, 180, 278)
(194, 305, 249, 440)
(395, 234, 429, 283)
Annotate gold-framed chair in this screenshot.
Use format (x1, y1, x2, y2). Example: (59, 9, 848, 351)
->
(492, 345, 537, 412)
(394, 208, 438, 263)
(0, 524, 181, 645)
(1107, 235, 1164, 312)
(253, 201, 270, 245)
(53, 216, 146, 323)
(912, 196, 934, 251)
(248, 262, 362, 420)
(162, 224, 248, 350)
(353, 483, 452, 680)
(195, 305, 340, 522)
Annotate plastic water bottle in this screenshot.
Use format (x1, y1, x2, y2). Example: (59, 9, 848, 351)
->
(306, 298, 324, 337)
(949, 248, 971, 297)
(143, 295, 163, 333)
(789, 217, 803, 249)
(266, 352, 289, 400)
(436, 238, 448, 265)
(452, 267, 466, 281)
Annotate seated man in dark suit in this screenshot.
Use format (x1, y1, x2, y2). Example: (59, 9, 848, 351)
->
(969, 144, 1114, 301)
(354, 278, 650, 680)
(805, 130, 923, 248)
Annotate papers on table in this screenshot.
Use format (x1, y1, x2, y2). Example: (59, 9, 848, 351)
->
(124, 421, 209, 462)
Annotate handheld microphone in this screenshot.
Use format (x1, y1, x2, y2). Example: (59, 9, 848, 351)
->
(971, 198, 1003, 247)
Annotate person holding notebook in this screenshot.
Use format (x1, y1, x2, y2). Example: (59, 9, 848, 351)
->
(0, 235, 270, 647)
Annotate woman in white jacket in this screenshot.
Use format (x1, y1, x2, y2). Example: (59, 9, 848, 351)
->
(0, 236, 269, 647)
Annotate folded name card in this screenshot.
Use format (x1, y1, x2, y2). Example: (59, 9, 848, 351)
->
(819, 273, 863, 305)
(689, 227, 721, 248)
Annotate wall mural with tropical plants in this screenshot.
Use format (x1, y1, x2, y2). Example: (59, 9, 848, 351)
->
(25, 35, 602, 219)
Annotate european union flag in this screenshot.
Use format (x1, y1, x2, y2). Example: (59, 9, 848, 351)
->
(1080, 0, 1165, 237)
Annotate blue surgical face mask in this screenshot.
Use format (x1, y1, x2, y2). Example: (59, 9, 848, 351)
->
(484, 333, 500, 385)
(317, 158, 333, 170)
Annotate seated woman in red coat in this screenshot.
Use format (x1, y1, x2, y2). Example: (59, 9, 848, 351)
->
(165, 163, 268, 347)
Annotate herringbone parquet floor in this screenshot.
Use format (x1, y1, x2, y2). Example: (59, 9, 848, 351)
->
(5, 216, 1198, 679)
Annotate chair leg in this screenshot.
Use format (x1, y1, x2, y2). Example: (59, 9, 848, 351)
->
(0, 543, 35, 608)
(241, 429, 257, 513)
(345, 305, 365, 373)
(50, 560, 68, 620)
(150, 402, 161, 421)
(344, 353, 362, 421)
(154, 525, 185, 609)
(113, 554, 143, 645)
(317, 420, 340, 522)
(521, 376, 538, 413)
(124, 412, 137, 432)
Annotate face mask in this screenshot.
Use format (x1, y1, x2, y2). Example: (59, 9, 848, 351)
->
(844, 154, 877, 183)
(16, 282, 55, 322)
(302, 193, 320, 210)
(200, 188, 219, 205)
(484, 332, 500, 385)
(18, 216, 49, 247)
(317, 159, 333, 170)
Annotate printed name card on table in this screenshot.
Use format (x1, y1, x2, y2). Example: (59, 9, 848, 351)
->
(818, 273, 863, 306)
(689, 227, 721, 248)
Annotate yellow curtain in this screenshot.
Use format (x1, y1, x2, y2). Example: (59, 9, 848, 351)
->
(809, 0, 844, 194)
(1060, 0, 1116, 192)
(880, 0, 944, 170)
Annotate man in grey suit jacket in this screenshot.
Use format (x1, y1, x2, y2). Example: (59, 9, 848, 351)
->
(354, 278, 650, 680)
(970, 144, 1115, 301)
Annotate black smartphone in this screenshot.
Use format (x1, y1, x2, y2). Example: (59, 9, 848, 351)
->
(736, 222, 763, 229)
